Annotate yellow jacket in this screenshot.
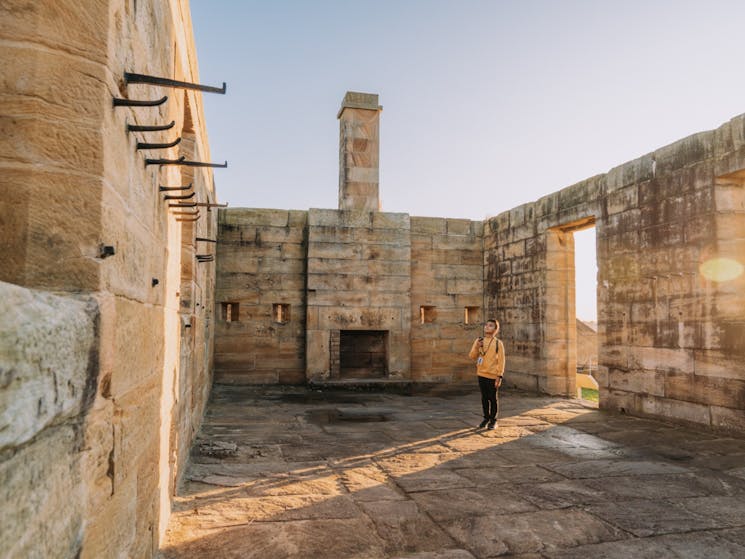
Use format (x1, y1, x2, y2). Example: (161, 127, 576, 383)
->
(468, 336, 506, 379)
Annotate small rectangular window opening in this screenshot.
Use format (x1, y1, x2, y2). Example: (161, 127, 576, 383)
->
(273, 303, 291, 324)
(420, 305, 436, 324)
(221, 302, 239, 322)
(464, 306, 480, 325)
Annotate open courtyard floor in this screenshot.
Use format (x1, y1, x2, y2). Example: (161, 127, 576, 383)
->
(161, 385, 745, 558)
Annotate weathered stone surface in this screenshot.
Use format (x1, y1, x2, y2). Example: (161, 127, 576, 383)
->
(544, 531, 745, 558)
(162, 386, 745, 557)
(0, 281, 97, 449)
(443, 509, 624, 556)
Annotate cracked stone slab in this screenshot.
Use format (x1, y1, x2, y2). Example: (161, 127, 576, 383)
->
(585, 498, 722, 537)
(410, 486, 536, 522)
(542, 459, 691, 479)
(443, 509, 625, 556)
(389, 550, 477, 559)
(358, 500, 455, 554)
(162, 517, 388, 559)
(674, 495, 745, 528)
(516, 479, 609, 509)
(583, 473, 745, 501)
(544, 530, 745, 558)
(455, 464, 565, 486)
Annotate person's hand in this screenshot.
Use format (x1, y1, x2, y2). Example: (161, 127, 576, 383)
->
(478, 337, 484, 348)
(495, 377, 502, 388)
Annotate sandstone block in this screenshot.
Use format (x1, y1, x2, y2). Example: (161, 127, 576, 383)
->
(0, 0, 109, 65)
(608, 368, 664, 396)
(0, 281, 98, 449)
(0, 424, 84, 558)
(410, 217, 447, 234)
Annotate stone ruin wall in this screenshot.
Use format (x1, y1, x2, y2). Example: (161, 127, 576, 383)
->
(1, 1, 217, 557)
(486, 114, 745, 431)
(214, 208, 308, 384)
(214, 210, 484, 384)
(409, 217, 484, 381)
(213, 90, 744, 433)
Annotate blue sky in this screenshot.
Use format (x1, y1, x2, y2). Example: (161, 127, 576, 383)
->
(191, 0, 745, 321)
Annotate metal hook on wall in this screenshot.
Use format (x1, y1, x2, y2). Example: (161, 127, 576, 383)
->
(169, 202, 197, 208)
(128, 120, 176, 133)
(136, 137, 182, 150)
(124, 72, 227, 95)
(113, 96, 168, 107)
(145, 157, 228, 168)
(196, 237, 217, 243)
(159, 183, 193, 192)
(163, 192, 196, 201)
(194, 202, 229, 211)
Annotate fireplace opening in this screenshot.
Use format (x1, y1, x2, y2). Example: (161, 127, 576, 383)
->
(339, 330, 388, 378)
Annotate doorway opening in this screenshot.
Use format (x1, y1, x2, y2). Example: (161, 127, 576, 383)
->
(573, 225, 599, 404)
(544, 217, 598, 400)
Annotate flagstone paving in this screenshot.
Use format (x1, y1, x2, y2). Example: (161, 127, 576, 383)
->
(160, 385, 745, 558)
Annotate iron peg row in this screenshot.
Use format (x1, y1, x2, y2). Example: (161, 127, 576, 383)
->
(124, 72, 227, 95)
(113, 95, 168, 107)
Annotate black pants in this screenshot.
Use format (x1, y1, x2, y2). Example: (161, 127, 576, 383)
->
(478, 375, 499, 421)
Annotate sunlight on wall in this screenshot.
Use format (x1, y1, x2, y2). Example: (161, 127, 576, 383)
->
(699, 258, 744, 283)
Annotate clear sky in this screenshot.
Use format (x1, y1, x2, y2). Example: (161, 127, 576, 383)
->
(191, 0, 745, 322)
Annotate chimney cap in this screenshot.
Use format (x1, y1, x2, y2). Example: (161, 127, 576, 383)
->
(337, 91, 382, 118)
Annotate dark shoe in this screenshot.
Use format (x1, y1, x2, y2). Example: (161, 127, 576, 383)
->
(478, 419, 489, 429)
(487, 420, 497, 430)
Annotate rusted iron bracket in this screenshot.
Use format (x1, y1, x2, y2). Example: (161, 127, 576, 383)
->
(124, 72, 227, 95)
(159, 183, 193, 192)
(113, 95, 168, 107)
(128, 120, 176, 133)
(136, 137, 181, 150)
(145, 156, 228, 168)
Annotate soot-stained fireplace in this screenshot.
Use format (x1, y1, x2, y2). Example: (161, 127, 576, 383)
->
(333, 330, 389, 378)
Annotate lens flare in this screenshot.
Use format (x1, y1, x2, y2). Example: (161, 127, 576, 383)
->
(699, 258, 744, 282)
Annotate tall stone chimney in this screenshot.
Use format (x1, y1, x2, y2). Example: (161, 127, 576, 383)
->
(337, 91, 382, 211)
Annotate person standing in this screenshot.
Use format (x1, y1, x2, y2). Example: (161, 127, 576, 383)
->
(468, 318, 506, 429)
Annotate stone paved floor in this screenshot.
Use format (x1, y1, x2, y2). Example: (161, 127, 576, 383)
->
(161, 385, 745, 558)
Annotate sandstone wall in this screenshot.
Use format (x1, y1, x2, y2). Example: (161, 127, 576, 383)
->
(214, 209, 308, 384)
(410, 217, 484, 382)
(485, 114, 745, 430)
(306, 209, 412, 381)
(0, 283, 98, 558)
(0, 1, 218, 556)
